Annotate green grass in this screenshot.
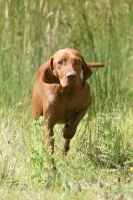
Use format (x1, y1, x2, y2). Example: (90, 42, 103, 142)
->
(0, 0, 133, 199)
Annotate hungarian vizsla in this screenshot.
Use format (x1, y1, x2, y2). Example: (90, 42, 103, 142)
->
(32, 48, 104, 170)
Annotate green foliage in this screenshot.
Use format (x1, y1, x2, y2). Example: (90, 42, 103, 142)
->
(0, 0, 133, 199)
(86, 111, 133, 168)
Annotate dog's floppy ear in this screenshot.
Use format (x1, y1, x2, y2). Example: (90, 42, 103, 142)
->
(42, 57, 60, 84)
(82, 58, 93, 87)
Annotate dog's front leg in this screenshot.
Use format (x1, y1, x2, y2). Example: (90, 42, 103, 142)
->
(44, 123, 55, 172)
(63, 106, 89, 155)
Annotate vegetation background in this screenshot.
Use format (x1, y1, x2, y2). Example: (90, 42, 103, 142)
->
(0, 0, 133, 199)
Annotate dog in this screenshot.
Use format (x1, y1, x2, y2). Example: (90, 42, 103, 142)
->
(32, 48, 104, 171)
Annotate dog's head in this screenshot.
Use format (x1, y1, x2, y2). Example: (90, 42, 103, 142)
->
(42, 48, 93, 88)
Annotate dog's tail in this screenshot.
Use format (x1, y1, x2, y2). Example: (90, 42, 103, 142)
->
(87, 62, 104, 68)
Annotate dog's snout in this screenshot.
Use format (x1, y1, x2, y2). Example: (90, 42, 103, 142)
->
(66, 72, 76, 80)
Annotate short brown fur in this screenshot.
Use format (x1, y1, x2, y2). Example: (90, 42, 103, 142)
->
(32, 48, 104, 171)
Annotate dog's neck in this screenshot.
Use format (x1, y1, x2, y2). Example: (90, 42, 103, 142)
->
(58, 84, 82, 95)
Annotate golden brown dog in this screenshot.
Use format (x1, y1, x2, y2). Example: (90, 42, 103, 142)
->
(32, 48, 104, 170)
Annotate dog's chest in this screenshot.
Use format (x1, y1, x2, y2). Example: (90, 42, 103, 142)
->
(46, 89, 55, 103)
(45, 88, 89, 123)
(46, 88, 84, 109)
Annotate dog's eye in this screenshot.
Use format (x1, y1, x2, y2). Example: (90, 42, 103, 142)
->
(58, 60, 63, 65)
(75, 59, 81, 64)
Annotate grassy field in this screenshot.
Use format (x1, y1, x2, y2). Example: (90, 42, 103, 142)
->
(0, 0, 133, 199)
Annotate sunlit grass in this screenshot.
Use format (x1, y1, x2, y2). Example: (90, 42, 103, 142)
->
(0, 0, 133, 199)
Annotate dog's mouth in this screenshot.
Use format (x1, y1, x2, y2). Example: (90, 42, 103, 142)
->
(60, 80, 81, 88)
(67, 80, 76, 85)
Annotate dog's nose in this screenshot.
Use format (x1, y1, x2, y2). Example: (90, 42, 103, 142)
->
(66, 72, 76, 80)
